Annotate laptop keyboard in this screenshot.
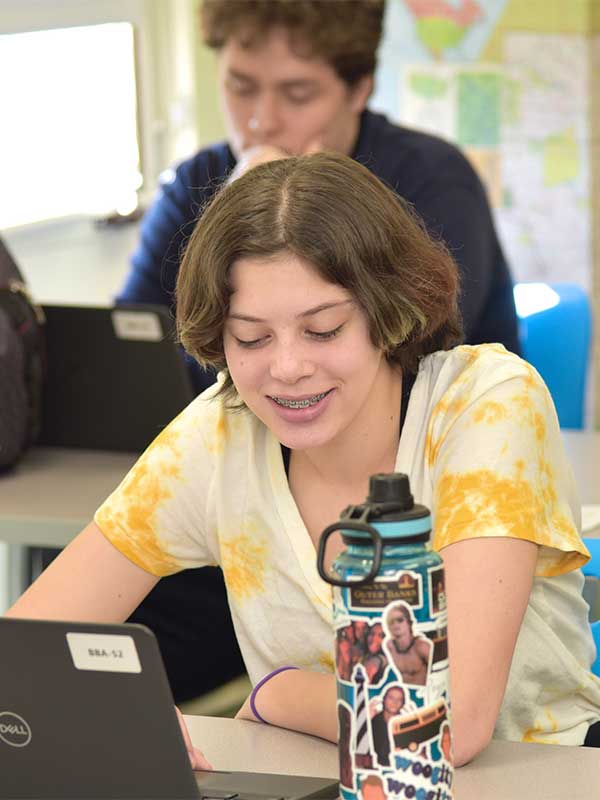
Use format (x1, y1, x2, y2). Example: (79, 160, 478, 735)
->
(193, 771, 339, 800)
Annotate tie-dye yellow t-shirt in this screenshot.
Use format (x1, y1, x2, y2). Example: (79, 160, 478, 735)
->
(95, 344, 600, 745)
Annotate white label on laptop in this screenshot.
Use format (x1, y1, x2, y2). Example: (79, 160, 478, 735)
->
(112, 310, 163, 341)
(66, 633, 142, 673)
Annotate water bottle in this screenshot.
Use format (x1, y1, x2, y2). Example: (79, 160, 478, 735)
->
(317, 473, 453, 800)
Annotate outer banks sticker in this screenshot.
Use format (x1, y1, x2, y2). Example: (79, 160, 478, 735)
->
(349, 571, 423, 611)
(66, 633, 141, 673)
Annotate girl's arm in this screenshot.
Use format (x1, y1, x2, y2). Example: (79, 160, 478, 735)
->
(5, 521, 159, 621)
(440, 536, 537, 766)
(236, 537, 536, 767)
(236, 669, 338, 742)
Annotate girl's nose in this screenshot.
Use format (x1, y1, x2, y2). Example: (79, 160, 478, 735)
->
(269, 342, 315, 383)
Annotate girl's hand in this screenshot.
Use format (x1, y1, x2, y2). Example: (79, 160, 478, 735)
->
(175, 706, 213, 771)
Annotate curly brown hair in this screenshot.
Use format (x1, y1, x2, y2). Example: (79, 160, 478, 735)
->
(200, 0, 385, 86)
(176, 152, 463, 406)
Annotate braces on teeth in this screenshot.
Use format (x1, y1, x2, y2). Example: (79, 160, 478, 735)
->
(273, 391, 329, 409)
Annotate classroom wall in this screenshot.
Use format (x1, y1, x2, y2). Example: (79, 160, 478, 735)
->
(483, 3, 599, 428)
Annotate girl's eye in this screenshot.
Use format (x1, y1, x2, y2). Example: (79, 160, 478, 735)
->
(233, 325, 343, 348)
(234, 336, 266, 349)
(309, 325, 343, 340)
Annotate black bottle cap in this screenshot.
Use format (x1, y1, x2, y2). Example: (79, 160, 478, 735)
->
(367, 473, 413, 510)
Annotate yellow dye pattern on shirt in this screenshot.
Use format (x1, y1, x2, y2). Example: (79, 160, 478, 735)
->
(318, 651, 335, 672)
(522, 725, 554, 745)
(522, 708, 559, 744)
(95, 426, 183, 575)
(205, 413, 228, 455)
(433, 460, 584, 575)
(472, 400, 509, 425)
(221, 531, 268, 603)
(435, 465, 547, 539)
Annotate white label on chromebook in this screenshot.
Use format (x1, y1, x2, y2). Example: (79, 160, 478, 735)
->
(112, 310, 163, 341)
(66, 633, 142, 673)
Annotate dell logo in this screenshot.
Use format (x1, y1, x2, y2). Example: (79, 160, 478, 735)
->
(0, 712, 32, 747)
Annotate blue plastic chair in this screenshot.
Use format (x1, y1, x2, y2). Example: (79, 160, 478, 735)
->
(582, 537, 600, 676)
(513, 282, 592, 429)
(591, 623, 600, 678)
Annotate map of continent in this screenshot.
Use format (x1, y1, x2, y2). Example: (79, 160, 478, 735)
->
(404, 0, 483, 59)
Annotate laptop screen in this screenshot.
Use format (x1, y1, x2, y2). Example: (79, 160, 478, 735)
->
(37, 304, 196, 452)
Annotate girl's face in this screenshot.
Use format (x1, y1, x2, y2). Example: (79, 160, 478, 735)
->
(224, 252, 396, 452)
(367, 623, 384, 654)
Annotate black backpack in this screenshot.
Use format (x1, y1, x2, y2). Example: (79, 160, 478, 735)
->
(0, 235, 45, 470)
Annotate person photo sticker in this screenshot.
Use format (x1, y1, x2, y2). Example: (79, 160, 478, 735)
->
(382, 601, 433, 687)
(367, 683, 415, 768)
(361, 622, 388, 685)
(427, 566, 449, 665)
(428, 567, 446, 615)
(335, 617, 389, 685)
(335, 618, 390, 685)
(358, 774, 386, 800)
(336, 622, 357, 682)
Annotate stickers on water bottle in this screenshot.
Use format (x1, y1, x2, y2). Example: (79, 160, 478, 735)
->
(335, 567, 453, 800)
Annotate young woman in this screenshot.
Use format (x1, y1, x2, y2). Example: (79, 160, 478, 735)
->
(7, 153, 600, 767)
(361, 623, 388, 685)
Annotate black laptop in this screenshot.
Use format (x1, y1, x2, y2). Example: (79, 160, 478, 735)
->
(0, 618, 339, 800)
(37, 303, 196, 452)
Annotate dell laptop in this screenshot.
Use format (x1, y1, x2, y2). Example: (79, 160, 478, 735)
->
(0, 618, 339, 800)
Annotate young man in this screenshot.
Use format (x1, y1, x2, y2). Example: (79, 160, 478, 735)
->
(117, 0, 521, 703)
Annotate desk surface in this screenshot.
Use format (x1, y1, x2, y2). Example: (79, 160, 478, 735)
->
(0, 447, 137, 547)
(184, 715, 600, 800)
(0, 431, 598, 547)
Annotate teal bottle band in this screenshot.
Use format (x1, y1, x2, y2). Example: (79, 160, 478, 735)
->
(342, 514, 431, 540)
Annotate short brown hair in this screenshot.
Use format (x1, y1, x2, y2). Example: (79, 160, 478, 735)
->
(200, 0, 384, 86)
(177, 153, 462, 406)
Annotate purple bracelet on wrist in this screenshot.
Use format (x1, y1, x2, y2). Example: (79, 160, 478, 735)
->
(249, 665, 299, 724)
